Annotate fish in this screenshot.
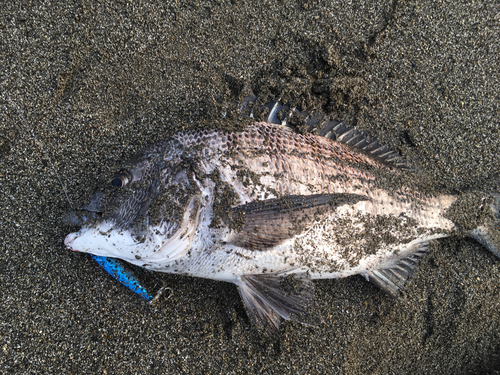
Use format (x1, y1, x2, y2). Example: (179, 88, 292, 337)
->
(64, 102, 500, 336)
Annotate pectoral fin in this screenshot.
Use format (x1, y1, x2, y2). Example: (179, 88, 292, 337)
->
(236, 272, 322, 337)
(229, 193, 367, 251)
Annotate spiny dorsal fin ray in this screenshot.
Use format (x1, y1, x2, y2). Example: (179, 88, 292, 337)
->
(228, 193, 368, 251)
(366, 242, 429, 298)
(238, 91, 411, 170)
(237, 272, 322, 338)
(267, 105, 410, 170)
(329, 122, 410, 170)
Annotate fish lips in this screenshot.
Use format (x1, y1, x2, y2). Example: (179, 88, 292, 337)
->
(64, 232, 79, 251)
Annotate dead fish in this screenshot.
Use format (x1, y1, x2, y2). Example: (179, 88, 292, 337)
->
(64, 107, 500, 336)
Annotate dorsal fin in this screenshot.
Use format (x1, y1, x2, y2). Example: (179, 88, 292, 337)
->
(237, 90, 411, 170)
(329, 123, 410, 170)
(291, 109, 411, 170)
(240, 90, 411, 170)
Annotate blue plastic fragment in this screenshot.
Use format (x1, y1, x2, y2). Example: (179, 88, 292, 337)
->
(91, 254, 153, 301)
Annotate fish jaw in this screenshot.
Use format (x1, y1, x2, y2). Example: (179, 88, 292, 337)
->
(64, 221, 153, 261)
(65, 194, 202, 268)
(64, 222, 188, 267)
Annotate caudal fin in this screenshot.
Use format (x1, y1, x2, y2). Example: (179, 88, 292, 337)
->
(470, 194, 500, 258)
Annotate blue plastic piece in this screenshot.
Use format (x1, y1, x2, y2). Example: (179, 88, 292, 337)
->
(91, 254, 153, 301)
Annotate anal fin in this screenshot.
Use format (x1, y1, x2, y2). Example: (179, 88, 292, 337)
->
(236, 272, 322, 337)
(366, 242, 429, 298)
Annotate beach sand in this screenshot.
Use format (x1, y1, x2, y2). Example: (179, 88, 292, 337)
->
(1, 0, 499, 373)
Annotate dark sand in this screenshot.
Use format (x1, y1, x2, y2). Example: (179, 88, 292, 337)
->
(1, 1, 499, 373)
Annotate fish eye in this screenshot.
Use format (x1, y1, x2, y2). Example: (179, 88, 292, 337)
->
(111, 169, 132, 188)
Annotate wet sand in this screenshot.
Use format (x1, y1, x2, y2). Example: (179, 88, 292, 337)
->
(1, 1, 499, 373)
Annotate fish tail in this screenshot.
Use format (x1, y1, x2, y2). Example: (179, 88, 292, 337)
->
(470, 194, 500, 258)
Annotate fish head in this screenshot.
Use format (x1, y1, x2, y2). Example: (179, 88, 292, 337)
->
(64, 137, 201, 267)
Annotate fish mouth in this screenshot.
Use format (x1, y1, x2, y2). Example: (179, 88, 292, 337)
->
(64, 191, 105, 227)
(64, 209, 102, 227)
(64, 232, 79, 250)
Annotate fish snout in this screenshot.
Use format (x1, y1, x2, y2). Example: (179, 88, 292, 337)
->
(64, 232, 79, 251)
(64, 210, 86, 226)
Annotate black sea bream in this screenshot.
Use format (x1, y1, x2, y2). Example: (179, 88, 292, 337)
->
(65, 117, 500, 335)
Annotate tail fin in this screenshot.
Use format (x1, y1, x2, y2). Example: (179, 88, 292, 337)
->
(470, 194, 500, 258)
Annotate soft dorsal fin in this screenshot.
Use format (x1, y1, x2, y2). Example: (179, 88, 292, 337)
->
(227, 193, 368, 251)
(236, 272, 321, 338)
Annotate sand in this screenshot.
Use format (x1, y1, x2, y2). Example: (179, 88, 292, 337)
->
(1, 0, 499, 373)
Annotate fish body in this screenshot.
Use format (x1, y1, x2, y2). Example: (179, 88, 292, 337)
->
(65, 120, 500, 335)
